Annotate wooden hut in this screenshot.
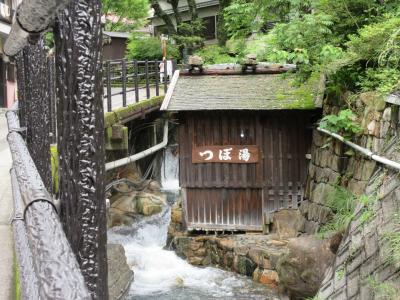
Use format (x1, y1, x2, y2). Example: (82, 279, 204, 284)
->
(161, 66, 323, 231)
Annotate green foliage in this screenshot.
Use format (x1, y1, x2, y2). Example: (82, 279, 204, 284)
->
(319, 109, 362, 137)
(223, 0, 259, 39)
(366, 276, 398, 300)
(102, 0, 149, 31)
(358, 194, 376, 225)
(45, 31, 54, 49)
(126, 35, 179, 60)
(318, 186, 357, 238)
(358, 68, 400, 94)
(382, 211, 400, 267)
(174, 20, 205, 54)
(346, 16, 400, 66)
(194, 45, 237, 65)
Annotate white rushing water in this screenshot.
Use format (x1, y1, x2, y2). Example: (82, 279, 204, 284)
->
(108, 207, 278, 300)
(161, 147, 180, 191)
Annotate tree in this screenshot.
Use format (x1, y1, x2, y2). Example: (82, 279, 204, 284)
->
(150, 0, 204, 56)
(102, 0, 149, 31)
(217, 0, 232, 46)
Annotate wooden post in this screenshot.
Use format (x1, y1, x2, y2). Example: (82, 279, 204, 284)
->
(54, 0, 108, 298)
(134, 60, 139, 103)
(106, 60, 112, 112)
(121, 59, 127, 107)
(145, 60, 150, 99)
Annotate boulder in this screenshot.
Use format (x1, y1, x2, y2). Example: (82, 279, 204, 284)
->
(135, 192, 166, 216)
(108, 208, 135, 228)
(108, 192, 138, 228)
(107, 244, 134, 300)
(188, 55, 204, 66)
(276, 235, 335, 299)
(147, 180, 162, 192)
(242, 53, 258, 65)
(271, 209, 306, 239)
(234, 255, 257, 276)
(253, 268, 279, 290)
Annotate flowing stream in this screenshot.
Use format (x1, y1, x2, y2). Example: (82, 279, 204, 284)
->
(108, 207, 279, 300)
(107, 147, 279, 299)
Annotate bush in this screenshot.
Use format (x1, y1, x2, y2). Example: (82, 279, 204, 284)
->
(318, 186, 357, 238)
(126, 35, 179, 60)
(194, 45, 237, 65)
(319, 109, 362, 137)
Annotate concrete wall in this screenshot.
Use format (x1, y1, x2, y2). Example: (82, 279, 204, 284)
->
(302, 93, 400, 299)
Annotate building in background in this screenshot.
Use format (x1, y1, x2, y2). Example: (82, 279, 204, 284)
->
(0, 0, 17, 108)
(103, 31, 131, 60)
(149, 0, 219, 44)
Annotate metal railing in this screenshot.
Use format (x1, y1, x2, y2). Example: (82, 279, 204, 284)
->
(103, 59, 176, 112)
(7, 105, 91, 299)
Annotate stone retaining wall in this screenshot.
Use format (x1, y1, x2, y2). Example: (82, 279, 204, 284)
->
(302, 92, 400, 299)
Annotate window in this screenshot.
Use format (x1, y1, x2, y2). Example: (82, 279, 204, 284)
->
(202, 16, 216, 40)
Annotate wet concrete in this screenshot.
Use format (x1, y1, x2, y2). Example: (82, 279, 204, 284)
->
(0, 109, 14, 300)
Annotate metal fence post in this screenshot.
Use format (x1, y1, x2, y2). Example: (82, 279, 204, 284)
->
(106, 60, 112, 112)
(145, 59, 150, 99)
(134, 60, 139, 103)
(155, 60, 159, 96)
(163, 58, 168, 94)
(54, 0, 108, 297)
(20, 37, 52, 192)
(121, 59, 127, 107)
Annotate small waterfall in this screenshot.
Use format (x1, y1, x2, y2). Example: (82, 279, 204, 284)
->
(108, 207, 278, 300)
(161, 147, 179, 191)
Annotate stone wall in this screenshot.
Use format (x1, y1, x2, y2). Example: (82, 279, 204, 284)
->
(301, 92, 400, 299)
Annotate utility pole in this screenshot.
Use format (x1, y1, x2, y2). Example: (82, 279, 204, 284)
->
(54, 0, 108, 298)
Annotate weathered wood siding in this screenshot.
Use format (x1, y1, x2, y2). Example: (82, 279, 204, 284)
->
(179, 111, 314, 231)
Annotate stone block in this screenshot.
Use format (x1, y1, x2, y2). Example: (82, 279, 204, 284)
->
(361, 160, 376, 181)
(364, 233, 379, 259)
(379, 121, 390, 138)
(361, 255, 378, 276)
(346, 269, 360, 298)
(259, 269, 279, 289)
(346, 249, 365, 274)
(312, 183, 335, 205)
(271, 209, 305, 238)
(304, 220, 319, 234)
(328, 169, 341, 185)
(381, 196, 397, 219)
(319, 281, 334, 299)
(331, 287, 347, 300)
(331, 155, 348, 173)
(234, 255, 257, 276)
(375, 264, 399, 282)
(372, 137, 384, 153)
(313, 130, 325, 147)
(359, 282, 374, 300)
(382, 107, 391, 121)
(107, 244, 134, 300)
(347, 179, 367, 196)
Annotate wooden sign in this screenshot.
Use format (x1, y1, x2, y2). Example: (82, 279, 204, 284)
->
(192, 145, 260, 164)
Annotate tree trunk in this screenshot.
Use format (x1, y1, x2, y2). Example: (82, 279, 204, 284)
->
(187, 0, 198, 22)
(217, 0, 232, 46)
(54, 0, 108, 298)
(151, 0, 176, 35)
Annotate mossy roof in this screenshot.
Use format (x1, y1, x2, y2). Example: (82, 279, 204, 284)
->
(163, 74, 323, 111)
